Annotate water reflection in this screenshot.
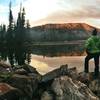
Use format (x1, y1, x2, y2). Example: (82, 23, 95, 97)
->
(32, 44, 85, 57)
(30, 44, 96, 74)
(30, 55, 95, 75)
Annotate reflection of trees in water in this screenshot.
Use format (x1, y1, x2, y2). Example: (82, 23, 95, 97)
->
(32, 44, 85, 57)
(0, 43, 31, 67)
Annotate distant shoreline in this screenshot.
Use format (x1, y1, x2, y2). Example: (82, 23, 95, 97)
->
(30, 40, 85, 46)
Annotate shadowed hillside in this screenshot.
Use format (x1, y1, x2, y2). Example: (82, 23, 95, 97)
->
(30, 23, 99, 42)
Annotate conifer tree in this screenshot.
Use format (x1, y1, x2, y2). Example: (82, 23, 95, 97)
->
(15, 5, 27, 65)
(7, 2, 14, 67)
(25, 20, 31, 64)
(0, 25, 7, 61)
(0, 2, 32, 66)
(26, 20, 30, 42)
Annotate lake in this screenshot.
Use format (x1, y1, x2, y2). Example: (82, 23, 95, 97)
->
(30, 54, 96, 75)
(31, 43, 85, 56)
(3, 43, 97, 75)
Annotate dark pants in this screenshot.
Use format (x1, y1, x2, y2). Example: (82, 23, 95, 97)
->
(84, 52, 99, 76)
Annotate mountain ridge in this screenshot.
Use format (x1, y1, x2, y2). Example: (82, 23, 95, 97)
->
(32, 23, 97, 31)
(30, 23, 100, 42)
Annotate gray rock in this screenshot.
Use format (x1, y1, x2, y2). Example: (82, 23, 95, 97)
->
(22, 64, 40, 74)
(41, 64, 78, 83)
(0, 62, 11, 73)
(41, 91, 53, 100)
(89, 79, 100, 98)
(15, 68, 28, 75)
(7, 74, 39, 99)
(51, 76, 99, 100)
(0, 83, 21, 100)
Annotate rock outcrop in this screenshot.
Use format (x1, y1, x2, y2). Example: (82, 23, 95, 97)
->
(40, 65, 100, 100)
(0, 62, 11, 73)
(51, 76, 99, 100)
(7, 74, 39, 99)
(0, 63, 41, 100)
(0, 62, 99, 100)
(89, 79, 100, 98)
(0, 83, 21, 100)
(41, 64, 78, 83)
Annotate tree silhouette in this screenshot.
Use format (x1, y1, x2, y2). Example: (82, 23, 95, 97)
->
(0, 24, 7, 61)
(6, 2, 15, 67)
(25, 20, 31, 64)
(0, 2, 32, 67)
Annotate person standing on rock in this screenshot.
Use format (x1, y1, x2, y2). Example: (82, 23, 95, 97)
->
(84, 28, 100, 77)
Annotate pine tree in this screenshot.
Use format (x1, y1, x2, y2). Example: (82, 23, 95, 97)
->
(22, 8, 25, 27)
(16, 6, 26, 43)
(25, 20, 31, 64)
(15, 5, 27, 65)
(0, 25, 7, 61)
(7, 2, 14, 45)
(7, 2, 14, 67)
(26, 20, 30, 29)
(0, 2, 32, 66)
(25, 20, 30, 42)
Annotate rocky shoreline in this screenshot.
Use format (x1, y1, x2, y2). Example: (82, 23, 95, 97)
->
(0, 63, 99, 100)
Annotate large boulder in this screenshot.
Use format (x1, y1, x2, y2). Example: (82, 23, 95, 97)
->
(41, 64, 78, 83)
(89, 79, 100, 98)
(14, 64, 41, 76)
(78, 72, 100, 98)
(51, 76, 99, 100)
(14, 68, 28, 75)
(0, 83, 21, 100)
(22, 64, 40, 74)
(7, 74, 39, 99)
(40, 65, 100, 100)
(41, 91, 54, 100)
(0, 62, 11, 73)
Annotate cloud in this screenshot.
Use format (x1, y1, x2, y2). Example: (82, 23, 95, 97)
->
(31, 8, 100, 28)
(0, 0, 100, 28)
(68, 7, 100, 19)
(31, 0, 100, 27)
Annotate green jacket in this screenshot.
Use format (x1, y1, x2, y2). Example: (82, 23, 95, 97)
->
(85, 36, 100, 53)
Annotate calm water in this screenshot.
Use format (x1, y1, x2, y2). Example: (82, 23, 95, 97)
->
(31, 44, 84, 57)
(30, 55, 96, 75)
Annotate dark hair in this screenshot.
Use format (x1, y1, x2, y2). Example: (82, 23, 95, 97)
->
(92, 28, 97, 35)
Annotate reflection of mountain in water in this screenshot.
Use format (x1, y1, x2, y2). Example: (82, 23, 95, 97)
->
(30, 23, 100, 57)
(32, 44, 85, 57)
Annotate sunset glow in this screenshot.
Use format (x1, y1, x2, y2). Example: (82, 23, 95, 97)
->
(0, 0, 100, 27)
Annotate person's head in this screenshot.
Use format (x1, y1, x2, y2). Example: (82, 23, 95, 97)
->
(92, 28, 97, 36)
